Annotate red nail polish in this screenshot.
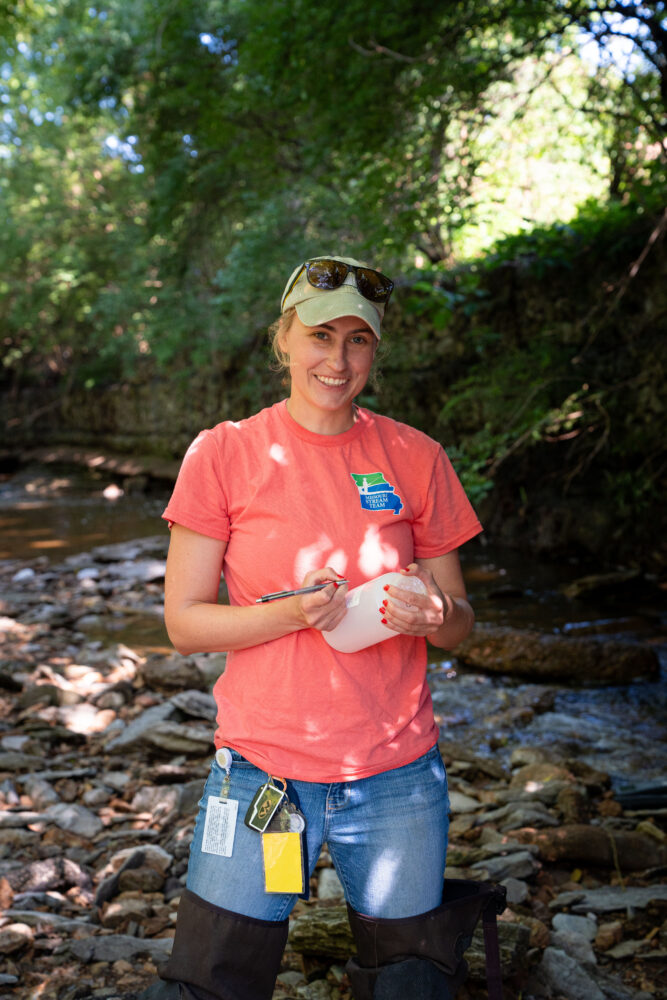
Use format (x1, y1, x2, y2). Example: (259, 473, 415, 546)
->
(379, 607, 385, 613)
(381, 618, 387, 625)
(383, 585, 389, 591)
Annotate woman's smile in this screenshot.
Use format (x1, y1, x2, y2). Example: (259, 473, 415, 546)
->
(314, 374, 349, 387)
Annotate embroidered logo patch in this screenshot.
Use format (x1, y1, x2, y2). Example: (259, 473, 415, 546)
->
(350, 472, 404, 515)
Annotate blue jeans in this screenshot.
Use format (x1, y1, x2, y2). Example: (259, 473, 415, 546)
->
(186, 744, 449, 921)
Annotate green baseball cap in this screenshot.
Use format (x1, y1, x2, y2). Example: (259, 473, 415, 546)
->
(281, 256, 390, 340)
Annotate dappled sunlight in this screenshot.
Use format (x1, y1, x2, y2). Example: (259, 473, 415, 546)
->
(268, 442, 288, 465)
(28, 539, 70, 550)
(102, 484, 124, 500)
(357, 524, 400, 578)
(361, 847, 402, 912)
(56, 702, 118, 735)
(294, 533, 339, 581)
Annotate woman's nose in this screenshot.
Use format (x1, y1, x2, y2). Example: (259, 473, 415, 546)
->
(327, 342, 347, 369)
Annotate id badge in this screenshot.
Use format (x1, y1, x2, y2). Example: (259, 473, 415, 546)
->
(261, 831, 305, 894)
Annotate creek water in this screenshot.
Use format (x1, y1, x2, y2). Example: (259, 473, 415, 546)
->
(1, 461, 665, 789)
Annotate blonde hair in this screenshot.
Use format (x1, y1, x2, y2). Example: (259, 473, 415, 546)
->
(268, 307, 296, 377)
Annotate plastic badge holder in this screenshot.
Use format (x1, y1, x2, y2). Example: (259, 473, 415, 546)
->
(323, 572, 428, 653)
(262, 832, 305, 894)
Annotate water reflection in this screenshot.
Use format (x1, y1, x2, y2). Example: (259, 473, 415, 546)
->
(0, 463, 171, 563)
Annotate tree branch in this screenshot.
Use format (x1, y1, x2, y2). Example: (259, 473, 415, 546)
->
(347, 36, 418, 63)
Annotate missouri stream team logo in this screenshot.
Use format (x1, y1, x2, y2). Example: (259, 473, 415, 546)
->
(350, 472, 404, 515)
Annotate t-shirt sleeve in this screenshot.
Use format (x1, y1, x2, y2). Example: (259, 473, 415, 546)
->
(411, 445, 482, 558)
(162, 429, 230, 540)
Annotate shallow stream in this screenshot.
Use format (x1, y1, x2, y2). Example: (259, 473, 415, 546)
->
(1, 461, 665, 789)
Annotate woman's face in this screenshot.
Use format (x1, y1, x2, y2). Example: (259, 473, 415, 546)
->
(278, 314, 377, 433)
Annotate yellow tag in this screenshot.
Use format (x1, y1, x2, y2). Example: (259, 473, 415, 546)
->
(261, 832, 304, 894)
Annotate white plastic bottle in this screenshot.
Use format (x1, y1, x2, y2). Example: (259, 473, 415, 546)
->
(323, 572, 428, 653)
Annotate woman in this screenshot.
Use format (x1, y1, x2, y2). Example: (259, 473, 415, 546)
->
(146, 256, 482, 1000)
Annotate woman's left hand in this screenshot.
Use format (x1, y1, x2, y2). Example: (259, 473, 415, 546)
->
(380, 563, 446, 637)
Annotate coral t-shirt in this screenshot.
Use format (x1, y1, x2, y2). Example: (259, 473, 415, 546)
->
(162, 400, 481, 782)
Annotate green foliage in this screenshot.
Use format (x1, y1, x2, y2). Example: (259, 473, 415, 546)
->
(401, 190, 667, 564)
(1, 0, 666, 566)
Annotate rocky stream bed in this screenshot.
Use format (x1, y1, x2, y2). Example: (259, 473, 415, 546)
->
(0, 530, 666, 1000)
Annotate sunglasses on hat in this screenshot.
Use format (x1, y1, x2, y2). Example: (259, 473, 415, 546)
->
(281, 258, 394, 310)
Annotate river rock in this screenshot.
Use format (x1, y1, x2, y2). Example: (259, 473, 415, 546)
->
(1, 531, 665, 1000)
(46, 802, 104, 839)
(318, 868, 345, 901)
(6, 857, 91, 893)
(0, 922, 34, 954)
(136, 720, 214, 754)
(168, 689, 217, 720)
(455, 624, 659, 683)
(141, 654, 210, 692)
(105, 701, 176, 749)
(105, 844, 174, 875)
(69, 933, 173, 963)
(561, 569, 641, 599)
(1, 908, 95, 931)
(101, 891, 154, 928)
(594, 919, 624, 951)
(118, 865, 165, 892)
(471, 849, 540, 881)
(0, 751, 44, 771)
(449, 790, 481, 813)
(515, 824, 667, 869)
(550, 912, 598, 966)
(0, 810, 43, 828)
(131, 783, 181, 817)
(111, 558, 166, 583)
(21, 776, 60, 808)
(95, 846, 174, 905)
(475, 800, 560, 831)
(508, 761, 577, 804)
(538, 946, 605, 1000)
(289, 905, 354, 959)
(551, 884, 667, 914)
(501, 877, 530, 905)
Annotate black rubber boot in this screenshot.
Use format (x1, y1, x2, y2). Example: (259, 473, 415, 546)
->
(346, 879, 506, 1000)
(139, 888, 289, 1000)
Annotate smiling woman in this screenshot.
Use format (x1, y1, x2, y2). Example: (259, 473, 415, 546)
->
(144, 253, 483, 1000)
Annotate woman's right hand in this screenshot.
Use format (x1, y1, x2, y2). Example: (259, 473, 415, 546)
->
(293, 567, 348, 632)
(165, 526, 349, 653)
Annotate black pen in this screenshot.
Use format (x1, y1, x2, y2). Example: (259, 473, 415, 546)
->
(256, 580, 348, 603)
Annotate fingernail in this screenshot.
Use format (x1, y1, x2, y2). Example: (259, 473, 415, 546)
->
(333, 582, 340, 589)
(381, 618, 387, 625)
(383, 585, 390, 591)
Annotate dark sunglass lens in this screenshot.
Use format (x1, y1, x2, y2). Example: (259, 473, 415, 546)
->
(356, 268, 393, 303)
(307, 259, 348, 289)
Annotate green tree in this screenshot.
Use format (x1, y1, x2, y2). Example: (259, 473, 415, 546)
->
(2, 0, 665, 388)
